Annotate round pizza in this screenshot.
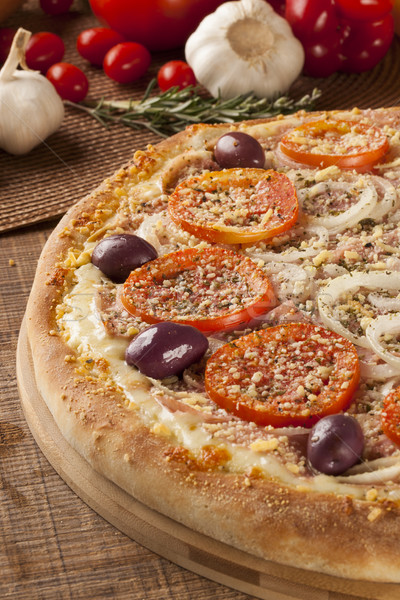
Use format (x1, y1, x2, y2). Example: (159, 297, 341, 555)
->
(26, 108, 400, 583)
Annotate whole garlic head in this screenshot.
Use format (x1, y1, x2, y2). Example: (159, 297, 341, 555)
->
(0, 28, 64, 155)
(185, 0, 305, 99)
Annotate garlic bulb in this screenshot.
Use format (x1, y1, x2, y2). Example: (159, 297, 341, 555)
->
(185, 0, 305, 99)
(0, 28, 64, 155)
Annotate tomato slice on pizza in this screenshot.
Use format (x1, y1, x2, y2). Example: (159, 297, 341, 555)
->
(382, 387, 400, 446)
(280, 120, 389, 170)
(168, 168, 299, 244)
(205, 323, 360, 427)
(121, 246, 276, 333)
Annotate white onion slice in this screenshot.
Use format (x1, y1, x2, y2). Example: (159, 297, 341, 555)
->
(317, 271, 400, 348)
(345, 454, 400, 475)
(371, 176, 399, 220)
(359, 359, 400, 380)
(366, 314, 400, 370)
(250, 225, 329, 263)
(298, 180, 377, 233)
(380, 376, 400, 398)
(337, 461, 400, 484)
(367, 292, 400, 312)
(261, 261, 311, 302)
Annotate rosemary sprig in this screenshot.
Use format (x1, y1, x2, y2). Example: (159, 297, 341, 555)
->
(66, 79, 321, 138)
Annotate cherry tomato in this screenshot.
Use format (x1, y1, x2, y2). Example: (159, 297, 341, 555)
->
(285, 0, 340, 41)
(0, 28, 16, 64)
(121, 247, 275, 334)
(382, 386, 400, 446)
(103, 42, 151, 84)
(280, 120, 389, 170)
(46, 62, 89, 102)
(267, 0, 286, 17)
(89, 0, 225, 51)
(205, 323, 360, 427)
(335, 0, 393, 21)
(168, 169, 299, 245)
(25, 32, 65, 74)
(157, 60, 196, 91)
(340, 15, 394, 73)
(302, 31, 343, 77)
(77, 27, 125, 66)
(40, 0, 73, 15)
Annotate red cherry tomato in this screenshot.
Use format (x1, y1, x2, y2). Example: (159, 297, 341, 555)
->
(25, 32, 65, 74)
(39, 0, 73, 15)
(0, 28, 16, 64)
(285, 0, 340, 41)
(77, 27, 125, 66)
(302, 31, 343, 77)
(335, 0, 393, 21)
(340, 15, 394, 73)
(88, 0, 225, 51)
(47, 62, 89, 102)
(103, 42, 151, 84)
(157, 60, 196, 91)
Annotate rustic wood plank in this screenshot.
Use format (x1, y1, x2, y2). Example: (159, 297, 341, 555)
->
(0, 222, 251, 600)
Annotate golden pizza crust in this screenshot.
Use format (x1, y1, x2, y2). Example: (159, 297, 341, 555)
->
(26, 108, 400, 583)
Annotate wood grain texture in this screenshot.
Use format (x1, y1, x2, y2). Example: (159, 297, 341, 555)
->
(16, 320, 400, 600)
(0, 223, 251, 600)
(2, 2, 400, 232)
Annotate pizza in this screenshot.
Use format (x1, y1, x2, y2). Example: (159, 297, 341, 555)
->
(26, 107, 400, 583)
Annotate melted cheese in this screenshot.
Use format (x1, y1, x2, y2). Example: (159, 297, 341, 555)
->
(59, 263, 396, 499)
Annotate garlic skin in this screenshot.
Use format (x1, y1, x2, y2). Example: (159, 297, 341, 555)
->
(185, 0, 305, 99)
(0, 28, 64, 155)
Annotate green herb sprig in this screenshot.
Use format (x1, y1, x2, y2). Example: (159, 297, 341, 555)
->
(67, 79, 321, 138)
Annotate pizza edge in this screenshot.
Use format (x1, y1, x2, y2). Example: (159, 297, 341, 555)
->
(25, 110, 400, 583)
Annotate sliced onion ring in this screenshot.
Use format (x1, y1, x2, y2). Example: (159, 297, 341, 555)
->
(336, 461, 400, 484)
(298, 180, 377, 233)
(371, 176, 398, 220)
(250, 225, 329, 263)
(317, 271, 400, 348)
(366, 314, 400, 370)
(359, 358, 400, 380)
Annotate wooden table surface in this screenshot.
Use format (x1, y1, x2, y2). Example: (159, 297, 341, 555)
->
(3, 2, 400, 599)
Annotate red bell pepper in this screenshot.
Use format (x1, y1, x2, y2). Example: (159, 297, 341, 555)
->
(284, 0, 394, 76)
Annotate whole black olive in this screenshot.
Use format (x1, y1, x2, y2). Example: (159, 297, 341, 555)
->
(125, 322, 209, 379)
(214, 132, 265, 169)
(91, 233, 157, 283)
(307, 414, 364, 476)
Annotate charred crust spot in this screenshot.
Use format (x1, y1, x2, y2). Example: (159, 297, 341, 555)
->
(46, 267, 69, 286)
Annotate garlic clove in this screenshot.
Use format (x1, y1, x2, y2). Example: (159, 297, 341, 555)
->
(0, 28, 64, 155)
(185, 0, 305, 99)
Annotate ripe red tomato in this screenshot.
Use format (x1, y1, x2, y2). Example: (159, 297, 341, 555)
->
(77, 27, 125, 66)
(157, 61, 196, 91)
(340, 15, 394, 72)
(103, 42, 151, 84)
(47, 62, 89, 102)
(0, 28, 16, 64)
(88, 0, 225, 51)
(335, 0, 393, 21)
(40, 0, 73, 15)
(25, 32, 65, 74)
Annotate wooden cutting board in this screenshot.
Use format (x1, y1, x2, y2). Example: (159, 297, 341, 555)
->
(16, 318, 400, 600)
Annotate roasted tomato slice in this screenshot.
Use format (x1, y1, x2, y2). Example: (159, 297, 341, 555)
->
(382, 387, 400, 447)
(168, 168, 299, 245)
(121, 247, 275, 333)
(280, 120, 389, 170)
(205, 323, 360, 427)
